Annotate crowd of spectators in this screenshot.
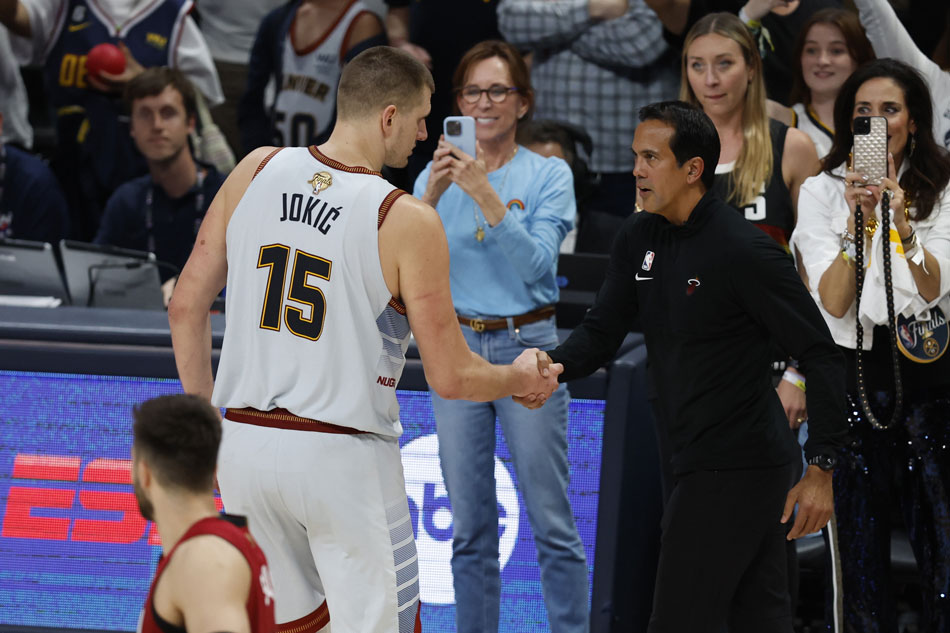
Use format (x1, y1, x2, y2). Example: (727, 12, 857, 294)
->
(2, 0, 947, 262)
(2, 0, 950, 631)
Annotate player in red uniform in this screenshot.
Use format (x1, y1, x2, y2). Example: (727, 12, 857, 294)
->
(132, 394, 276, 633)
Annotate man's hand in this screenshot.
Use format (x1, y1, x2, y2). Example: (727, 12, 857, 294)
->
(588, 0, 628, 20)
(394, 40, 432, 69)
(741, 0, 792, 21)
(385, 6, 431, 68)
(512, 350, 563, 409)
(87, 42, 145, 93)
(776, 378, 807, 429)
(0, 0, 32, 37)
(781, 465, 833, 539)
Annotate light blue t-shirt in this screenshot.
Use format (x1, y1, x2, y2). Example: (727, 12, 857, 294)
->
(414, 146, 575, 317)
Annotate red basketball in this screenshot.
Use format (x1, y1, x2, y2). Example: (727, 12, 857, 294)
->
(86, 43, 126, 78)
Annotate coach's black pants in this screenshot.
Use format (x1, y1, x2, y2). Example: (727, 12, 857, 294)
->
(648, 463, 797, 633)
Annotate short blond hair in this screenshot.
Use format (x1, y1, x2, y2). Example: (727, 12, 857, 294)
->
(337, 46, 435, 121)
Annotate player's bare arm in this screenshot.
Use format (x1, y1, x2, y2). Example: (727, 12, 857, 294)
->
(0, 0, 31, 38)
(341, 11, 385, 56)
(169, 146, 279, 399)
(379, 194, 562, 401)
(155, 535, 254, 633)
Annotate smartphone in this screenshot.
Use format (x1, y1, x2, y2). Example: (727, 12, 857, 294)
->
(443, 116, 476, 159)
(852, 116, 888, 186)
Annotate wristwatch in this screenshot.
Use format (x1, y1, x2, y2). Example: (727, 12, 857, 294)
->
(807, 453, 837, 471)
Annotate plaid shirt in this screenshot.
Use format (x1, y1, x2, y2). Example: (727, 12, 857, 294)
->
(498, 0, 679, 173)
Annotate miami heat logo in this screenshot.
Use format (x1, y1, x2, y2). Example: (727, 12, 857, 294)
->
(308, 171, 333, 194)
(506, 199, 525, 211)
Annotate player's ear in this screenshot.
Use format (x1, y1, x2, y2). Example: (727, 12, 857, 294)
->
(137, 459, 151, 487)
(685, 157, 704, 185)
(381, 104, 398, 136)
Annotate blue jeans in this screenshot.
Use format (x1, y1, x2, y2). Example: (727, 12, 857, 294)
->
(431, 316, 590, 633)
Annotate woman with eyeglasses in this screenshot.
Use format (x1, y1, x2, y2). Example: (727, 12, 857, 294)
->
(414, 40, 586, 633)
(791, 58, 950, 633)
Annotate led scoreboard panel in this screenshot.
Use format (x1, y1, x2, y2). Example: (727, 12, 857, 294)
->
(0, 370, 604, 633)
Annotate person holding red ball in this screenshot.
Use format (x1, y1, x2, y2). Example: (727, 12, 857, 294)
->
(0, 0, 223, 241)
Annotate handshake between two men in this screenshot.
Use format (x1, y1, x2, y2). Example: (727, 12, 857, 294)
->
(511, 349, 561, 409)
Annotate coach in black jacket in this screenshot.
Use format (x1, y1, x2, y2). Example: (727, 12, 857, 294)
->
(522, 101, 847, 633)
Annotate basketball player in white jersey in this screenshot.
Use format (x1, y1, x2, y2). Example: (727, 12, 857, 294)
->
(241, 0, 385, 152)
(168, 46, 563, 633)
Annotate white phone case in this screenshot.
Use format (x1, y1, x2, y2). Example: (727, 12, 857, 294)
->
(852, 116, 888, 186)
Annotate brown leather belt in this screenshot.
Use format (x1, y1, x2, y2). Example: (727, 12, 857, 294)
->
(457, 305, 555, 333)
(224, 407, 366, 434)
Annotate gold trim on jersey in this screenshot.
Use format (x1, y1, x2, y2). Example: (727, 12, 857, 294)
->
(309, 145, 383, 176)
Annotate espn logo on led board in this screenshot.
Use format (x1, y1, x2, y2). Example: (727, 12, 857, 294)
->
(1, 454, 220, 544)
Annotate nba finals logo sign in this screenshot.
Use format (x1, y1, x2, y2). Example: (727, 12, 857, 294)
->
(401, 434, 519, 605)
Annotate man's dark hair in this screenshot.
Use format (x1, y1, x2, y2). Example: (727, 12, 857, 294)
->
(516, 119, 595, 207)
(124, 67, 198, 121)
(638, 101, 720, 191)
(132, 394, 221, 493)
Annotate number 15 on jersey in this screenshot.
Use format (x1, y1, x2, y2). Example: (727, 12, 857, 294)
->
(257, 244, 332, 341)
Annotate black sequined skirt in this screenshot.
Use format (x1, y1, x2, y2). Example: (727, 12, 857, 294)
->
(825, 390, 950, 633)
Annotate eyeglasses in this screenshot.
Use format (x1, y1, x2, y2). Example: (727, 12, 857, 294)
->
(458, 84, 519, 104)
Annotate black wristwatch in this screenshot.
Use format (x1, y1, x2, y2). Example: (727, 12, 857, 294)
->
(807, 453, 837, 472)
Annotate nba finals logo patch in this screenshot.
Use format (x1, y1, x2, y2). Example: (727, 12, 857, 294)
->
(308, 171, 332, 194)
(506, 199, 525, 211)
(641, 250, 655, 271)
(896, 306, 948, 363)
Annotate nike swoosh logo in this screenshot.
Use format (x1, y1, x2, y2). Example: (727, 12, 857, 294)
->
(635, 273, 653, 281)
(68, 21, 91, 32)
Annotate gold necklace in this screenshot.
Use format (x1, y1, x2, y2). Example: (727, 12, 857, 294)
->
(473, 146, 518, 242)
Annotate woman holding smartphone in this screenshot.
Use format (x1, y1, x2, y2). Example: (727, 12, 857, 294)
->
(791, 58, 950, 633)
(768, 8, 875, 158)
(414, 40, 585, 633)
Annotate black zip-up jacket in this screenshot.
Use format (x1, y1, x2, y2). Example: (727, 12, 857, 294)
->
(550, 193, 847, 475)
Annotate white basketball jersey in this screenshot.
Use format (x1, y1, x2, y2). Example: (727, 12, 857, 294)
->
(212, 147, 410, 437)
(272, 0, 368, 147)
(792, 103, 833, 159)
